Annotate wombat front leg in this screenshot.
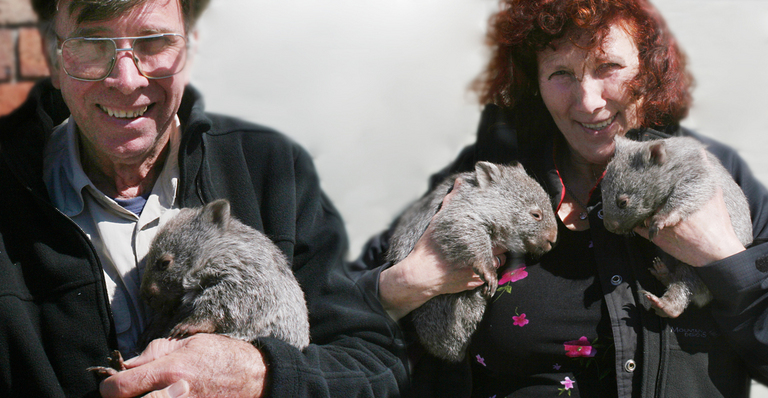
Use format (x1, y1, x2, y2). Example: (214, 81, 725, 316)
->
(472, 253, 498, 299)
(169, 317, 217, 339)
(647, 210, 685, 240)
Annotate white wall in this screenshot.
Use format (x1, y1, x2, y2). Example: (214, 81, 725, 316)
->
(190, 1, 768, 391)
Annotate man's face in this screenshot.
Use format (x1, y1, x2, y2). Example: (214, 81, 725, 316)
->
(51, 0, 189, 165)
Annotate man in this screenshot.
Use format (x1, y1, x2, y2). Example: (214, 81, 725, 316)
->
(0, 0, 408, 396)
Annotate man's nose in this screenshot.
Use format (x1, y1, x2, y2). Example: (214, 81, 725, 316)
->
(104, 50, 149, 93)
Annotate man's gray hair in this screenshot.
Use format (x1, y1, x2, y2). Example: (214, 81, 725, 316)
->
(33, 0, 209, 66)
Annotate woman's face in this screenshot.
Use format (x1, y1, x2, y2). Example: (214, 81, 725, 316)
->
(537, 24, 641, 166)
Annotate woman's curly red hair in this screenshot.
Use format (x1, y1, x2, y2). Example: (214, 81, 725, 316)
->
(473, 0, 693, 127)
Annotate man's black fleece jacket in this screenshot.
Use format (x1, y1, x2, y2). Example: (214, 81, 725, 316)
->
(0, 79, 408, 398)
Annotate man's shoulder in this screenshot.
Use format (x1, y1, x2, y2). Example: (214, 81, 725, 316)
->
(197, 112, 301, 150)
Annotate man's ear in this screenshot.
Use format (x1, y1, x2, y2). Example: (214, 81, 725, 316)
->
(41, 33, 61, 88)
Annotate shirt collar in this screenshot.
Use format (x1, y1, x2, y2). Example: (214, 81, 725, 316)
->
(43, 116, 181, 217)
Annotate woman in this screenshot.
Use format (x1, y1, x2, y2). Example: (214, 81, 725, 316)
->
(353, 0, 768, 396)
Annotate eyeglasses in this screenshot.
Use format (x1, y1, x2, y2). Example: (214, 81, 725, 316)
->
(57, 33, 187, 82)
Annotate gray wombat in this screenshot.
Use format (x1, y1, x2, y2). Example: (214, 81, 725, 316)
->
(388, 161, 557, 361)
(601, 135, 753, 318)
(138, 199, 310, 349)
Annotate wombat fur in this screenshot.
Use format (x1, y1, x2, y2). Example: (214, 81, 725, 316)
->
(138, 199, 310, 349)
(388, 161, 557, 361)
(601, 135, 753, 317)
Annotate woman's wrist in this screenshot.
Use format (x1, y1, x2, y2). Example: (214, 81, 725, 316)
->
(378, 257, 436, 321)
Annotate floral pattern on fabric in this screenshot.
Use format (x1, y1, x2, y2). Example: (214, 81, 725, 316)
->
(563, 336, 595, 358)
(495, 265, 528, 298)
(558, 376, 576, 395)
(512, 312, 529, 327)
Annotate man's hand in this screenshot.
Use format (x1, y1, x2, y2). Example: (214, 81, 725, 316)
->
(633, 187, 746, 267)
(100, 334, 267, 398)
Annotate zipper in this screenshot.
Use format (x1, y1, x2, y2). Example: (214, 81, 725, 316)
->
(10, 161, 118, 349)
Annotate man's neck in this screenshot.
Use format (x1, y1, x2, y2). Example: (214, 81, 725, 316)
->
(78, 129, 174, 200)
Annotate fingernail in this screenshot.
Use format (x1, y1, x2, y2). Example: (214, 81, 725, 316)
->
(168, 380, 190, 398)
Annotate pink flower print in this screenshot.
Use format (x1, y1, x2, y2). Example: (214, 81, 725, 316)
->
(553, 363, 561, 370)
(564, 336, 596, 358)
(476, 354, 487, 367)
(560, 377, 575, 390)
(512, 313, 529, 327)
(499, 266, 528, 285)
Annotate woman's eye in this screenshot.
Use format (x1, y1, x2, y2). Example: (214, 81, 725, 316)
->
(548, 70, 571, 80)
(597, 63, 622, 75)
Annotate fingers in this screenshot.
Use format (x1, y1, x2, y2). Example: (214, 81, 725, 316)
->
(101, 339, 189, 398)
(440, 177, 463, 209)
(492, 249, 507, 268)
(124, 338, 185, 368)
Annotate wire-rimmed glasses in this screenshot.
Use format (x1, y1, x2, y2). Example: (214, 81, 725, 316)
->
(57, 33, 187, 82)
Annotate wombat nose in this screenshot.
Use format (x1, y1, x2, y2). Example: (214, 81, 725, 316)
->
(547, 230, 558, 248)
(604, 219, 619, 232)
(141, 283, 160, 299)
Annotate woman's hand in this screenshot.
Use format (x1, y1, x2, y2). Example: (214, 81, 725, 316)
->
(633, 187, 746, 267)
(378, 178, 507, 321)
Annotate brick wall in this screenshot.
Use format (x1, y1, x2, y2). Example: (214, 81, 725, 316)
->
(0, 0, 49, 116)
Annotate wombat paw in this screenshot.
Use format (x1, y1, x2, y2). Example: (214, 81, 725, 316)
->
(87, 350, 126, 379)
(647, 225, 660, 241)
(474, 264, 498, 299)
(649, 257, 670, 279)
(169, 319, 217, 339)
(640, 290, 682, 318)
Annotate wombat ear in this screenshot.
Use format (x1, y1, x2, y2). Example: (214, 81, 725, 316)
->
(203, 199, 231, 230)
(647, 141, 667, 166)
(475, 161, 500, 188)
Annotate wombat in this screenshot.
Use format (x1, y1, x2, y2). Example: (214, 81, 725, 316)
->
(90, 199, 311, 377)
(601, 135, 753, 318)
(388, 161, 557, 361)
(138, 199, 310, 349)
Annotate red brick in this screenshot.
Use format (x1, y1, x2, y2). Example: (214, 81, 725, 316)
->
(0, 0, 37, 25)
(0, 82, 34, 116)
(19, 27, 49, 78)
(0, 29, 13, 81)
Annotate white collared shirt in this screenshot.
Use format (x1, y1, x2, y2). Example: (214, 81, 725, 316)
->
(43, 118, 182, 357)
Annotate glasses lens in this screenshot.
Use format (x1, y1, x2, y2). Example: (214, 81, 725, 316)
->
(133, 34, 187, 78)
(61, 38, 116, 80)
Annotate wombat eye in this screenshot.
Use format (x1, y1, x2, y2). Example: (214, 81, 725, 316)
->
(531, 210, 543, 221)
(156, 254, 173, 270)
(617, 197, 628, 209)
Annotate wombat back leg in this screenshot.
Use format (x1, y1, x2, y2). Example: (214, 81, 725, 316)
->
(640, 281, 691, 318)
(649, 257, 673, 286)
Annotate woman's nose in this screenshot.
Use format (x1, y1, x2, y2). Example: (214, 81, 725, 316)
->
(575, 76, 607, 113)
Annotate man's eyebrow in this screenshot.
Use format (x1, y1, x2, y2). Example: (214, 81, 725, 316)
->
(70, 26, 111, 38)
(70, 26, 181, 38)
